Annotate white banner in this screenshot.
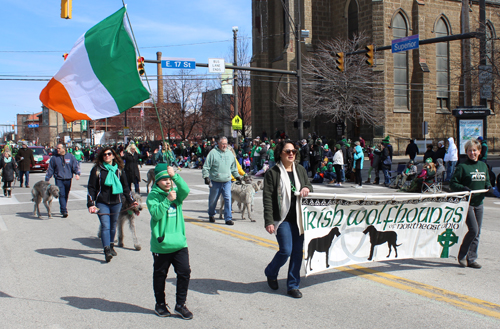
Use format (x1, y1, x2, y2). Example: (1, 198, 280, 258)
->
(301, 192, 470, 275)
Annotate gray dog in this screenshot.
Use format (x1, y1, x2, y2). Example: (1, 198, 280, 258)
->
(219, 180, 263, 222)
(142, 168, 155, 194)
(117, 192, 143, 250)
(97, 192, 143, 250)
(31, 181, 60, 219)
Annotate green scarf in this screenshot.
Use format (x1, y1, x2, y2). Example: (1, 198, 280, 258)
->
(103, 162, 123, 195)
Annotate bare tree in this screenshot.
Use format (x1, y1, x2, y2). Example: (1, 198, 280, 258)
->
(162, 70, 205, 141)
(280, 33, 383, 127)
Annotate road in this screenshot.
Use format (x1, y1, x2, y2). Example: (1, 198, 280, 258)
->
(1, 162, 500, 328)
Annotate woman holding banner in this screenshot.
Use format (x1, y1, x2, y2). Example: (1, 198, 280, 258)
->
(263, 140, 313, 298)
(450, 139, 491, 269)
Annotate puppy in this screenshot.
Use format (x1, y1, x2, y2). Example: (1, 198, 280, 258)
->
(142, 169, 155, 194)
(31, 181, 60, 219)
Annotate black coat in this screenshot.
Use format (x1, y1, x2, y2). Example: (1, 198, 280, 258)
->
(122, 151, 141, 184)
(434, 147, 446, 161)
(405, 142, 419, 159)
(87, 163, 133, 207)
(0, 156, 18, 182)
(15, 147, 35, 172)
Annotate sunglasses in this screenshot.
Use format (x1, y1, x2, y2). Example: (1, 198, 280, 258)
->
(283, 149, 297, 155)
(103, 152, 113, 156)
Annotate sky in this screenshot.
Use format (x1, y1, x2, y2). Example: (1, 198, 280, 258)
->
(0, 0, 252, 131)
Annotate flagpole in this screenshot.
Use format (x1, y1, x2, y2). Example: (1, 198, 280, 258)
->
(122, 3, 166, 145)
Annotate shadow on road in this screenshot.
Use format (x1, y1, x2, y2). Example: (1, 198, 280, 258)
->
(73, 237, 102, 249)
(0, 291, 13, 298)
(61, 296, 152, 314)
(35, 248, 105, 264)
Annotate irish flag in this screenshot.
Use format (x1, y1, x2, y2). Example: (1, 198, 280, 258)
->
(40, 7, 150, 122)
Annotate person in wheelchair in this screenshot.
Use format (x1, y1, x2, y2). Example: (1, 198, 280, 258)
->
(404, 158, 436, 192)
(391, 160, 417, 188)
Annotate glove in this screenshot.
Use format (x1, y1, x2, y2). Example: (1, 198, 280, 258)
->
(236, 176, 244, 184)
(204, 177, 210, 185)
(462, 186, 472, 192)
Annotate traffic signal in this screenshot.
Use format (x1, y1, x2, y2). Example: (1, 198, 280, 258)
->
(61, 0, 72, 19)
(137, 57, 145, 76)
(11, 124, 14, 130)
(365, 45, 374, 66)
(336, 52, 344, 72)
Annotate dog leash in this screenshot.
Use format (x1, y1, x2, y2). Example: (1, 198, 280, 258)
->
(92, 205, 138, 216)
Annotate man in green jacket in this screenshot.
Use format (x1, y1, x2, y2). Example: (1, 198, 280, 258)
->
(147, 164, 193, 319)
(202, 136, 242, 225)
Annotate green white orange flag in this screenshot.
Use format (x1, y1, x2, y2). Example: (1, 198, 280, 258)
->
(40, 7, 150, 122)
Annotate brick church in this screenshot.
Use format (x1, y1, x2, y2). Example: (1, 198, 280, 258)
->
(251, 0, 500, 152)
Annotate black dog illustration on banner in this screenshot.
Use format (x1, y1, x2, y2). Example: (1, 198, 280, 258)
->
(363, 225, 402, 261)
(305, 227, 341, 271)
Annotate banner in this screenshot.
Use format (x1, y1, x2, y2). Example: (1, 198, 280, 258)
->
(301, 192, 470, 275)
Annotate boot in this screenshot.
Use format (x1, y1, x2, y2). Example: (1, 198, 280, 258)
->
(364, 178, 371, 184)
(3, 189, 6, 197)
(109, 243, 117, 256)
(104, 246, 113, 263)
(7, 188, 11, 198)
(373, 177, 380, 185)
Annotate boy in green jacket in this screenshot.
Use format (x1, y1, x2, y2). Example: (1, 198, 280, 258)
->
(147, 163, 193, 319)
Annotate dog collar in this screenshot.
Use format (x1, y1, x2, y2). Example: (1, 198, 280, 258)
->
(127, 210, 134, 215)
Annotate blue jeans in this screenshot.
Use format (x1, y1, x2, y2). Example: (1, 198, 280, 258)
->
(446, 161, 457, 182)
(55, 179, 72, 215)
(265, 221, 304, 291)
(382, 168, 391, 185)
(97, 202, 122, 248)
(252, 157, 261, 173)
(208, 181, 232, 221)
(301, 160, 309, 173)
(19, 170, 29, 187)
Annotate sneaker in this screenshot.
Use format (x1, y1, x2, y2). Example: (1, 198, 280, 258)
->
(458, 258, 467, 267)
(334, 183, 340, 187)
(62, 213, 68, 218)
(267, 277, 279, 290)
(287, 289, 303, 298)
(225, 220, 234, 225)
(468, 261, 482, 269)
(175, 304, 193, 320)
(155, 303, 171, 317)
(209, 216, 215, 223)
(25, 185, 30, 188)
(355, 185, 363, 189)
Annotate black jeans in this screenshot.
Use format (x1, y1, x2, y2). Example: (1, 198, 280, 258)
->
(153, 248, 191, 306)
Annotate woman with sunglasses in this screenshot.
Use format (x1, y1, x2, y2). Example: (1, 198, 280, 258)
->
(87, 147, 138, 262)
(263, 140, 313, 298)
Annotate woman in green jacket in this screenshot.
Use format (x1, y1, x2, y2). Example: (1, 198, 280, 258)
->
(450, 139, 491, 269)
(263, 140, 313, 298)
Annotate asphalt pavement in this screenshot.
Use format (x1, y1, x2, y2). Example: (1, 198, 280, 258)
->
(1, 161, 500, 328)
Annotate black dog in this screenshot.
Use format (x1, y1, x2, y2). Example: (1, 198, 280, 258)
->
(363, 225, 402, 261)
(305, 227, 341, 271)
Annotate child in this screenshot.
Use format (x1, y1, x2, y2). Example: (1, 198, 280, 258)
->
(147, 164, 193, 319)
(242, 154, 251, 172)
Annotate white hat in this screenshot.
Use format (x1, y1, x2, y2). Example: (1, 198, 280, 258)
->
(438, 140, 444, 145)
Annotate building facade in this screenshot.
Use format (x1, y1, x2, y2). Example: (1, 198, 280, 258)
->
(252, 0, 500, 151)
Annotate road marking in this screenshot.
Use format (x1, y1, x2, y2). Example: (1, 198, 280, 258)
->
(0, 215, 7, 231)
(186, 216, 500, 319)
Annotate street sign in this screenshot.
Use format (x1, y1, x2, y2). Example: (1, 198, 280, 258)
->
(232, 115, 243, 130)
(208, 58, 225, 73)
(28, 124, 39, 128)
(392, 34, 419, 53)
(161, 57, 196, 70)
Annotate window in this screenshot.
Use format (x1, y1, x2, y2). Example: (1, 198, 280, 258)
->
(393, 13, 408, 109)
(435, 18, 450, 110)
(348, 0, 358, 39)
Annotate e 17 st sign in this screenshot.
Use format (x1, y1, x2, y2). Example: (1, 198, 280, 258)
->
(161, 57, 196, 69)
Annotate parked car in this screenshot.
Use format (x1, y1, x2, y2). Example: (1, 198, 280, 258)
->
(29, 146, 51, 172)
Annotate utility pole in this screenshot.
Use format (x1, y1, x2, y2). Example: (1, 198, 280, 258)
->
(461, 0, 471, 106)
(295, 1, 304, 140)
(479, 0, 487, 107)
(233, 26, 239, 150)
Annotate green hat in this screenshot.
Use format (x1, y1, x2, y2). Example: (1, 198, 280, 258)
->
(382, 136, 390, 144)
(154, 163, 171, 183)
(324, 144, 329, 150)
(335, 144, 341, 150)
(425, 157, 433, 164)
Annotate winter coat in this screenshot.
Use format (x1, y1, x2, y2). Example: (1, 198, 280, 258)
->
(434, 146, 446, 162)
(202, 146, 240, 183)
(405, 141, 419, 159)
(300, 143, 310, 162)
(353, 145, 364, 170)
(332, 150, 344, 165)
(15, 147, 35, 172)
(45, 153, 80, 181)
(123, 151, 142, 184)
(87, 163, 134, 207)
(0, 156, 18, 182)
(444, 137, 458, 162)
(372, 149, 381, 169)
